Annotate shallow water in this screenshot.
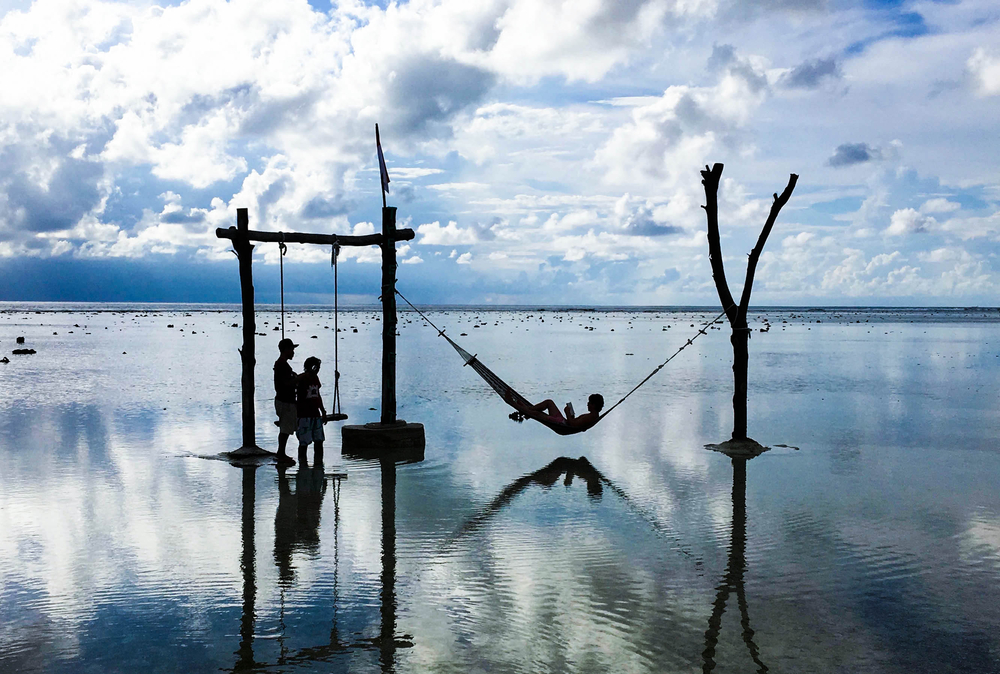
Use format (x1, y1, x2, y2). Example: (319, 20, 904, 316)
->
(1, 305, 999, 673)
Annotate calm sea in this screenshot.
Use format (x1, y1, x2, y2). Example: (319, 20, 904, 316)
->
(1, 304, 999, 673)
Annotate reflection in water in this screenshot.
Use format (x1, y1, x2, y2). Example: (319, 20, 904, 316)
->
(456, 456, 604, 539)
(702, 457, 767, 673)
(274, 457, 328, 586)
(230, 453, 412, 672)
(236, 463, 258, 672)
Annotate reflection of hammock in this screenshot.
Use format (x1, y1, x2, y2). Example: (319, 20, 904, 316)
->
(397, 290, 728, 435)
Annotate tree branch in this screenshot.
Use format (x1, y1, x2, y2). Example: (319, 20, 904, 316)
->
(737, 174, 798, 324)
(701, 163, 738, 324)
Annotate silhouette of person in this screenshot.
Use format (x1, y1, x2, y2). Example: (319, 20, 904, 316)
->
(296, 356, 327, 461)
(527, 393, 604, 430)
(274, 338, 299, 465)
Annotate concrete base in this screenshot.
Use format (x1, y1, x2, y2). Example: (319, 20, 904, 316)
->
(704, 437, 769, 460)
(225, 444, 275, 458)
(342, 420, 425, 461)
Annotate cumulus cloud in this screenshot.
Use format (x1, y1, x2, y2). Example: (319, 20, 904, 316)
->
(886, 208, 937, 236)
(919, 198, 960, 214)
(967, 48, 1000, 96)
(613, 194, 682, 237)
(596, 45, 769, 188)
(417, 221, 479, 245)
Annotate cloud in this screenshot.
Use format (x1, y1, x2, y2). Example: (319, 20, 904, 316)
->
(385, 57, 496, 136)
(827, 141, 900, 167)
(886, 208, 937, 236)
(456, 252, 473, 264)
(614, 194, 683, 237)
(967, 48, 1000, 96)
(919, 198, 960, 214)
(0, 141, 104, 238)
(596, 45, 769, 189)
(417, 221, 479, 245)
(779, 57, 841, 89)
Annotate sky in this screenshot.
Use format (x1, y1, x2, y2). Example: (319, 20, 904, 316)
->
(0, 0, 998, 306)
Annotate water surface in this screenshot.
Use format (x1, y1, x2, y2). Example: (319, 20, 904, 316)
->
(1, 305, 999, 673)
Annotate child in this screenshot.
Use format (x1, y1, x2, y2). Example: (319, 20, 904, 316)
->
(295, 356, 327, 459)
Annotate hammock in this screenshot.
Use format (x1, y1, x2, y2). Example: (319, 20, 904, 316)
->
(440, 331, 591, 435)
(397, 290, 729, 436)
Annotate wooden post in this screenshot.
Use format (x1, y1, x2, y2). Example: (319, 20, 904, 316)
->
(380, 207, 398, 426)
(233, 207, 263, 453)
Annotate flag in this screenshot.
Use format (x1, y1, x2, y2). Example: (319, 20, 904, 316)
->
(376, 123, 390, 195)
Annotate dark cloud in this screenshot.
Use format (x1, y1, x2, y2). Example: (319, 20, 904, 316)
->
(301, 194, 354, 219)
(0, 147, 103, 234)
(472, 218, 499, 242)
(780, 57, 841, 89)
(620, 203, 683, 237)
(707, 44, 738, 73)
(160, 210, 204, 225)
(828, 142, 879, 167)
(387, 57, 496, 135)
(706, 43, 768, 93)
(393, 183, 416, 204)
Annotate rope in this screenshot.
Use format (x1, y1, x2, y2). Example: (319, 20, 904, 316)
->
(597, 306, 729, 419)
(331, 243, 343, 417)
(278, 234, 287, 340)
(397, 289, 734, 423)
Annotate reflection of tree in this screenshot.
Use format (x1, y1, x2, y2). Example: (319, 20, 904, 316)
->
(702, 457, 767, 674)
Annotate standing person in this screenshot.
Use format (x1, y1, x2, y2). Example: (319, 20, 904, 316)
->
(274, 338, 299, 465)
(296, 356, 327, 461)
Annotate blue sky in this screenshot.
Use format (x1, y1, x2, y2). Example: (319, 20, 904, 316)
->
(0, 0, 998, 305)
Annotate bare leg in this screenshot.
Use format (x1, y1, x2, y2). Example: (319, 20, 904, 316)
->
(530, 399, 564, 420)
(278, 432, 290, 455)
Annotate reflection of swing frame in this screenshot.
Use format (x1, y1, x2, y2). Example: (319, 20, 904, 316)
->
(232, 457, 414, 673)
(216, 207, 418, 455)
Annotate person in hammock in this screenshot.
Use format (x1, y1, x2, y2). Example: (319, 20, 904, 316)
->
(525, 393, 605, 430)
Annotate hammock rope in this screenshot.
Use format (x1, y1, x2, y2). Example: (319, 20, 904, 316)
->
(396, 289, 731, 433)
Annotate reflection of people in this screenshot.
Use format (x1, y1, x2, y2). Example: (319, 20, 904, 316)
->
(274, 458, 327, 586)
(296, 356, 327, 460)
(274, 338, 299, 465)
(527, 394, 604, 430)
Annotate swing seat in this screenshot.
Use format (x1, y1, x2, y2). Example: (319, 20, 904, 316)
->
(324, 412, 349, 422)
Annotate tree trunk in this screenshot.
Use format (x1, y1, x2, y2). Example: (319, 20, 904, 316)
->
(701, 164, 797, 442)
(731, 329, 749, 441)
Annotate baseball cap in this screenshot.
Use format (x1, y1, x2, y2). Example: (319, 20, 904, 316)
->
(278, 338, 299, 351)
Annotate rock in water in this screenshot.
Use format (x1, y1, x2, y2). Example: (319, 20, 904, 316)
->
(16, 336, 25, 344)
(12, 348, 36, 355)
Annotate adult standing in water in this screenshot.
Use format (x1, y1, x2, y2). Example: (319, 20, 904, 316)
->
(296, 356, 327, 461)
(274, 338, 299, 465)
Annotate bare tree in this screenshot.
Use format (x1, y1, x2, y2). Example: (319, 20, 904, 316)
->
(701, 163, 798, 442)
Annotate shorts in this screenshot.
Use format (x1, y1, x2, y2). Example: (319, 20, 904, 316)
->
(296, 417, 325, 445)
(274, 399, 297, 435)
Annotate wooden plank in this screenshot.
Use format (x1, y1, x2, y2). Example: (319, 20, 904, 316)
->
(215, 227, 415, 246)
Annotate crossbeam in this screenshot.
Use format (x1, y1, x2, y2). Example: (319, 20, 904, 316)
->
(215, 226, 414, 247)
